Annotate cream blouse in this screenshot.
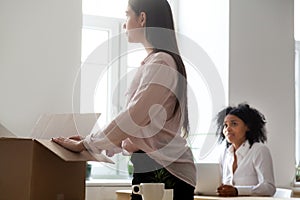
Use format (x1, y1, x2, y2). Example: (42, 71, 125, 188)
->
(83, 52, 196, 187)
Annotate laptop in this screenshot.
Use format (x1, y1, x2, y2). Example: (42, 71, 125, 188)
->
(194, 163, 222, 196)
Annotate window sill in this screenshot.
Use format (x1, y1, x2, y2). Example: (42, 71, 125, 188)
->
(86, 178, 131, 187)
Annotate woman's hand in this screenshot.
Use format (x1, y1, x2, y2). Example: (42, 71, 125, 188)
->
(52, 137, 86, 153)
(69, 135, 85, 141)
(217, 184, 238, 197)
(122, 138, 139, 153)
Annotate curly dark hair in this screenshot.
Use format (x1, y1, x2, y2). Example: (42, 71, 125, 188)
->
(216, 103, 267, 148)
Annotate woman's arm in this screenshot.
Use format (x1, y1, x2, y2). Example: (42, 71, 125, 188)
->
(250, 145, 276, 196)
(53, 53, 179, 155)
(234, 145, 276, 196)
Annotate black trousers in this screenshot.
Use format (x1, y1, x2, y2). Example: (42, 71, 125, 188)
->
(130, 150, 194, 200)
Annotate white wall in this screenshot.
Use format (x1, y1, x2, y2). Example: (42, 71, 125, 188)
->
(229, 0, 295, 187)
(0, 0, 82, 137)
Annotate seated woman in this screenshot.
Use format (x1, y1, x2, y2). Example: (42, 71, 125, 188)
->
(215, 103, 276, 196)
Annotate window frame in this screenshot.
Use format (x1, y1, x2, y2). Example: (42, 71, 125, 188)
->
(81, 15, 126, 121)
(81, 15, 130, 179)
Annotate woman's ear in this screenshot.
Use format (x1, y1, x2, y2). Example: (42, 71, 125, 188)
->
(139, 12, 146, 27)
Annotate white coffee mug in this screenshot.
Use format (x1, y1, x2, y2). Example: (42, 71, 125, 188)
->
(132, 183, 165, 200)
(162, 189, 173, 200)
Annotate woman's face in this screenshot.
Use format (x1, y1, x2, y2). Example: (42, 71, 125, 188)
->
(223, 114, 249, 149)
(123, 5, 145, 43)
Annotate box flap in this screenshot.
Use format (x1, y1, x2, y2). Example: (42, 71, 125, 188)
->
(0, 123, 16, 137)
(36, 139, 114, 163)
(31, 113, 101, 139)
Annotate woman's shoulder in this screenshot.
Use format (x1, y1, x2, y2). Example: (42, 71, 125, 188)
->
(147, 51, 176, 67)
(152, 51, 173, 60)
(251, 142, 271, 154)
(251, 142, 269, 149)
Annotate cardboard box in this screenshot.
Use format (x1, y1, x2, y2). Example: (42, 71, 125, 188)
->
(0, 137, 112, 200)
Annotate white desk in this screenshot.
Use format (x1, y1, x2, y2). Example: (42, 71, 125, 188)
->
(115, 190, 300, 200)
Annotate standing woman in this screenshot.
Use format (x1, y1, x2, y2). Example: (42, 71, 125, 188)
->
(53, 0, 196, 200)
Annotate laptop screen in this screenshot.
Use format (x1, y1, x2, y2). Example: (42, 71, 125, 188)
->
(194, 163, 222, 196)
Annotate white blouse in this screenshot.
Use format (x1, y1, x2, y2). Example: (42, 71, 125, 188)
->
(220, 141, 276, 196)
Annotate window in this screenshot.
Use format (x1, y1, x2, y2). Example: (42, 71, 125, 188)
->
(80, 15, 131, 178)
(81, 0, 129, 179)
(81, 15, 124, 127)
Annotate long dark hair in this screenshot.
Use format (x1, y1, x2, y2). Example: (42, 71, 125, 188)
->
(128, 0, 189, 137)
(216, 103, 267, 148)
